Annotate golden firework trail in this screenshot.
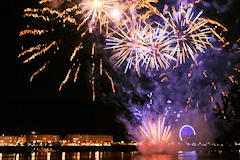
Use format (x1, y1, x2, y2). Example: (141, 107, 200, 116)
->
(106, 19, 176, 74)
(104, 70, 116, 94)
(30, 61, 50, 82)
(19, 29, 48, 36)
(139, 117, 172, 143)
(128, 0, 160, 22)
(160, 4, 225, 66)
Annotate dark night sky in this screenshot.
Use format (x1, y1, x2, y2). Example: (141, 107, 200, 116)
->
(2, 0, 240, 141)
(3, 0, 128, 141)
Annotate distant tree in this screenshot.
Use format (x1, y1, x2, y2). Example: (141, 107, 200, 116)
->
(214, 68, 240, 143)
(215, 68, 240, 121)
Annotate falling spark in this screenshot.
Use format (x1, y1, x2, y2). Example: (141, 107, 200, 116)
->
(160, 77, 168, 83)
(19, 44, 42, 58)
(30, 61, 50, 82)
(92, 63, 95, 101)
(74, 64, 81, 82)
(100, 59, 103, 75)
(204, 113, 207, 122)
(105, 70, 115, 94)
(39, 0, 53, 4)
(70, 43, 83, 61)
(203, 71, 208, 78)
(211, 81, 217, 90)
(23, 41, 56, 63)
(19, 29, 48, 36)
(59, 69, 72, 91)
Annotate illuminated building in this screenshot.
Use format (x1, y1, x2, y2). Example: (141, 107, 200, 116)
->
(26, 133, 60, 146)
(0, 135, 26, 146)
(65, 134, 113, 146)
(0, 133, 114, 146)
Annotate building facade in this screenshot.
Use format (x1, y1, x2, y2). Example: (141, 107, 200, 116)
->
(0, 135, 26, 146)
(26, 134, 60, 146)
(0, 133, 113, 146)
(65, 134, 113, 146)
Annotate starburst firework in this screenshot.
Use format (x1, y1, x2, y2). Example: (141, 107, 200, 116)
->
(160, 4, 225, 65)
(106, 20, 176, 74)
(76, 0, 123, 33)
(139, 116, 172, 144)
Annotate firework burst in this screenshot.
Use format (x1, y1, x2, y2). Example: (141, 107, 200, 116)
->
(19, 0, 118, 101)
(139, 116, 172, 144)
(76, 0, 123, 33)
(160, 4, 225, 66)
(106, 19, 176, 74)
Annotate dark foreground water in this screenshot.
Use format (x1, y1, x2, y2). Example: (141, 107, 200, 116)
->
(1, 151, 239, 160)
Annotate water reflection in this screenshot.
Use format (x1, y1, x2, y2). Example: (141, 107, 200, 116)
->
(0, 151, 236, 160)
(31, 152, 35, 160)
(95, 151, 99, 160)
(77, 152, 80, 160)
(62, 152, 66, 160)
(16, 153, 19, 160)
(47, 152, 51, 160)
(178, 151, 197, 160)
(135, 154, 176, 160)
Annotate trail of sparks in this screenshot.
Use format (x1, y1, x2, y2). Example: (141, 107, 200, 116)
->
(92, 63, 96, 101)
(74, 64, 81, 83)
(23, 41, 56, 63)
(39, 0, 53, 4)
(105, 70, 116, 94)
(59, 69, 72, 91)
(128, 0, 160, 23)
(30, 61, 50, 82)
(19, 29, 48, 36)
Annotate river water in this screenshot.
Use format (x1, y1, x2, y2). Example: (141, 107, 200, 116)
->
(0, 151, 239, 160)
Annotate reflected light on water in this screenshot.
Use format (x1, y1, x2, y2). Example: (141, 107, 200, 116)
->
(62, 152, 66, 160)
(0, 151, 238, 160)
(77, 152, 80, 160)
(100, 151, 103, 158)
(178, 151, 197, 160)
(89, 151, 92, 159)
(136, 154, 175, 160)
(95, 151, 99, 160)
(47, 152, 51, 160)
(121, 151, 124, 160)
(16, 153, 20, 160)
(31, 152, 35, 160)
